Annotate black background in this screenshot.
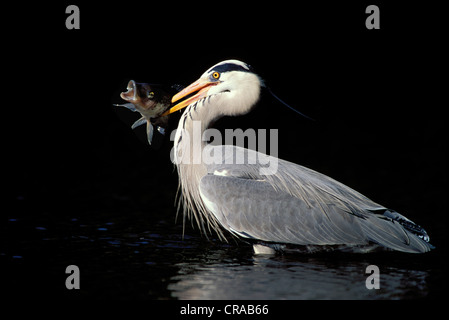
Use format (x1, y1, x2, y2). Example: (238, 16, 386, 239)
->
(2, 0, 447, 308)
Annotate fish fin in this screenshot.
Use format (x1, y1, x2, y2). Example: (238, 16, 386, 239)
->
(113, 103, 137, 112)
(147, 121, 154, 145)
(157, 126, 166, 135)
(131, 116, 147, 129)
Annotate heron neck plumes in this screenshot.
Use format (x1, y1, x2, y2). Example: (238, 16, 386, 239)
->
(172, 103, 219, 238)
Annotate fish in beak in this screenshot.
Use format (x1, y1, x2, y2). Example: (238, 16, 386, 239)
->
(114, 80, 182, 145)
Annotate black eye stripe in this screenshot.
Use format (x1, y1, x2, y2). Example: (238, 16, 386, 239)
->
(208, 63, 252, 75)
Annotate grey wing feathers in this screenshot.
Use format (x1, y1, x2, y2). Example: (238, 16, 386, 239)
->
(200, 175, 367, 245)
(359, 214, 432, 253)
(200, 145, 432, 253)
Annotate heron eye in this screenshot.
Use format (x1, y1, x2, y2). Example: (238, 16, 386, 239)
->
(147, 91, 155, 99)
(212, 72, 220, 80)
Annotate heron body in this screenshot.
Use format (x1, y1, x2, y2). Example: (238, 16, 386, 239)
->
(165, 60, 433, 253)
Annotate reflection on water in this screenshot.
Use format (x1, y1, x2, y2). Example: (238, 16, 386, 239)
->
(168, 248, 430, 300)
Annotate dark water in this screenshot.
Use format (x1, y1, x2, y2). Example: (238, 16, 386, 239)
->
(2, 201, 444, 301)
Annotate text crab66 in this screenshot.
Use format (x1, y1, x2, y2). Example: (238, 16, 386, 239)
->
(224, 305, 268, 315)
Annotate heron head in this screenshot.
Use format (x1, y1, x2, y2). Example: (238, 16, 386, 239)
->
(163, 60, 262, 117)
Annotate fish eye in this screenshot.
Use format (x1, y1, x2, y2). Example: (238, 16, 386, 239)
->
(147, 91, 155, 99)
(212, 72, 220, 80)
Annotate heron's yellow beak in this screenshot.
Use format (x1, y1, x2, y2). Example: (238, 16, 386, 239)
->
(161, 79, 217, 116)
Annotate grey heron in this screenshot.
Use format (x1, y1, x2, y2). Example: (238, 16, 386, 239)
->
(163, 59, 433, 253)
